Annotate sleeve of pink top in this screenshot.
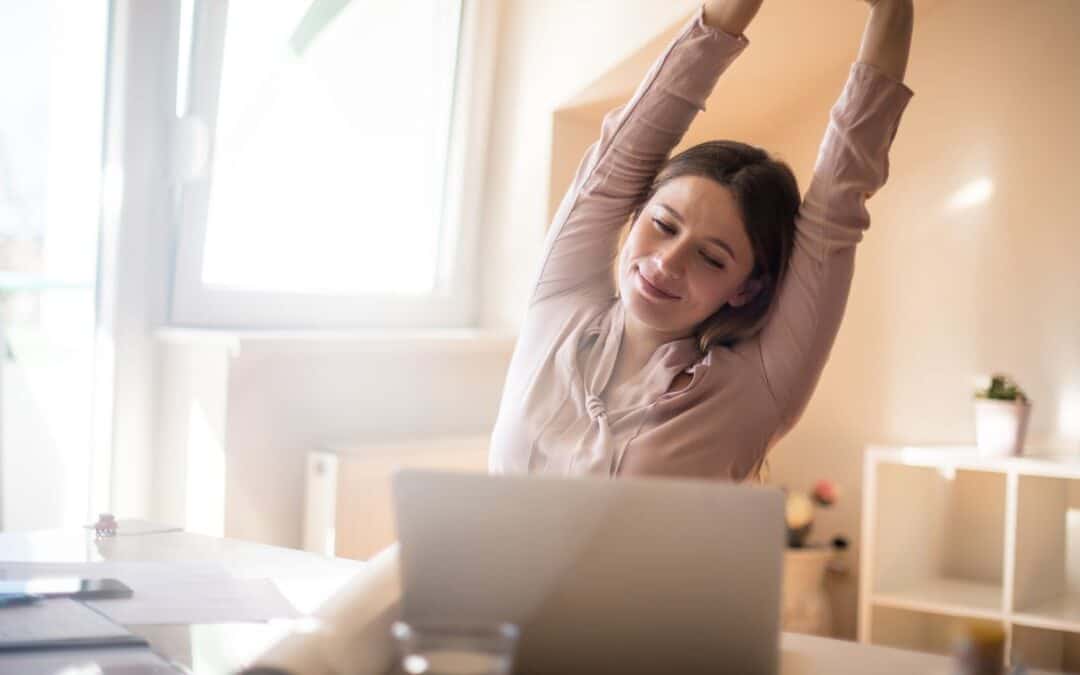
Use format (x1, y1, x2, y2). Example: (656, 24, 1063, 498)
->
(528, 8, 748, 309)
(747, 62, 914, 432)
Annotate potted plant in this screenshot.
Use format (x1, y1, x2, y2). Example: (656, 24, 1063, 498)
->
(784, 479, 838, 549)
(973, 374, 1031, 457)
(781, 480, 842, 636)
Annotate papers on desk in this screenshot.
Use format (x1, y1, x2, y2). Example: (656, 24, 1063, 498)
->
(0, 561, 300, 625)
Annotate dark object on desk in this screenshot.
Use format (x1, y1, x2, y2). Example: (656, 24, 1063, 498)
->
(0, 593, 42, 608)
(0, 597, 148, 652)
(0, 578, 133, 601)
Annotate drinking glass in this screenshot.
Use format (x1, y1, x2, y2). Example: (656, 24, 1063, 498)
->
(391, 620, 520, 675)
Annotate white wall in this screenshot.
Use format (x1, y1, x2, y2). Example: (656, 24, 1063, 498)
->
(154, 334, 514, 549)
(222, 338, 514, 547)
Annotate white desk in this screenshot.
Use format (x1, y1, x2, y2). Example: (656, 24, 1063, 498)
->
(0, 522, 365, 673)
(0, 524, 1047, 674)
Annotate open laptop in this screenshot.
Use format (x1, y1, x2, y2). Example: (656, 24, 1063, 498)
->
(392, 469, 784, 675)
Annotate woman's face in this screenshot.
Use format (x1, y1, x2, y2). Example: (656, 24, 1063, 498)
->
(618, 175, 759, 342)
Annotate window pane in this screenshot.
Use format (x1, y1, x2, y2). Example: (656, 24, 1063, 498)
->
(202, 0, 462, 296)
(0, 1, 107, 529)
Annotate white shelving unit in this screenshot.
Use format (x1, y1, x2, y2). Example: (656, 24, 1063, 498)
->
(860, 446, 1080, 672)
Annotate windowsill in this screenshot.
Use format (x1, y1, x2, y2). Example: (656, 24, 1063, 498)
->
(154, 326, 517, 355)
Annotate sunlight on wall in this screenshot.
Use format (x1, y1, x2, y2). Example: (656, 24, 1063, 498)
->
(1058, 385, 1080, 447)
(185, 400, 225, 537)
(946, 177, 994, 211)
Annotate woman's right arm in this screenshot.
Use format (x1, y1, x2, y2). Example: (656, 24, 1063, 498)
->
(703, 0, 764, 36)
(528, 5, 754, 310)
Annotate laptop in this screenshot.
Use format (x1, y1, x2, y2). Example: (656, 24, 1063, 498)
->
(392, 469, 784, 675)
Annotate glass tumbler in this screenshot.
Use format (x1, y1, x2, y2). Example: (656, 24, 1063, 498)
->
(391, 620, 520, 675)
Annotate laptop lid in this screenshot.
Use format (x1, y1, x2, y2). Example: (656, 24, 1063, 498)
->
(392, 470, 784, 675)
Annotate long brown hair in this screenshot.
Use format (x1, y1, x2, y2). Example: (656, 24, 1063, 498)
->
(619, 140, 800, 352)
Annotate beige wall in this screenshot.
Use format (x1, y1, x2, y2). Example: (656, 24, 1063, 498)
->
(755, 0, 1080, 637)
(483, 0, 1080, 639)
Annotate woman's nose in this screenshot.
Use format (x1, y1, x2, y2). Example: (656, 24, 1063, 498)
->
(656, 243, 687, 278)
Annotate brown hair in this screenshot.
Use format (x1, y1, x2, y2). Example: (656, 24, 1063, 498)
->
(619, 140, 800, 352)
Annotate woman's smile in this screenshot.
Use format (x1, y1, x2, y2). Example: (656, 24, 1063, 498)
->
(635, 268, 681, 302)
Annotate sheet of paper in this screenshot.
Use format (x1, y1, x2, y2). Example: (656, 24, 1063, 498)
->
(0, 561, 299, 625)
(89, 577, 298, 624)
(0, 560, 233, 587)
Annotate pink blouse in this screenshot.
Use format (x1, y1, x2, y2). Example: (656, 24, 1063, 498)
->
(489, 7, 913, 482)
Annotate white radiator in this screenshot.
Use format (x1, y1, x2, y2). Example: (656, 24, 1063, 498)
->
(302, 435, 490, 559)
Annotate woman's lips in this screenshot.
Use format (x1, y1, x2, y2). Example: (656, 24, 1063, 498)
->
(635, 270, 680, 301)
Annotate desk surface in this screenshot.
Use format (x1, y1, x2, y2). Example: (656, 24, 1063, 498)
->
(0, 522, 364, 673)
(0, 523, 1041, 674)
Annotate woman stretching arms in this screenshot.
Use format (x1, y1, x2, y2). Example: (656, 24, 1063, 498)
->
(490, 0, 914, 481)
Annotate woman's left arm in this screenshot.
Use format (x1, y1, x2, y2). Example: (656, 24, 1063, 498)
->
(742, 0, 914, 431)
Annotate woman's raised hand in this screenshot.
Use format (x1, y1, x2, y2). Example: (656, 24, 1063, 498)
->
(856, 0, 914, 82)
(702, 0, 764, 37)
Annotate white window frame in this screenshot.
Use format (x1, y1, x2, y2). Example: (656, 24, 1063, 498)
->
(169, 0, 495, 329)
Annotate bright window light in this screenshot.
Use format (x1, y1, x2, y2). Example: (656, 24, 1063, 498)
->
(201, 0, 462, 297)
(176, 0, 195, 118)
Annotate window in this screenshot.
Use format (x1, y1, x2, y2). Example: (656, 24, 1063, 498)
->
(171, 0, 491, 328)
(0, 1, 108, 529)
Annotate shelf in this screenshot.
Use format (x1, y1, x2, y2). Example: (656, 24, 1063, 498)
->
(869, 606, 1003, 656)
(1013, 475, 1080, 630)
(873, 578, 1003, 619)
(867, 445, 1080, 479)
(1013, 593, 1080, 633)
(862, 444, 1080, 666)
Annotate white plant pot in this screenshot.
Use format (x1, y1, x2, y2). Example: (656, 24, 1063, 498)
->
(973, 399, 1031, 457)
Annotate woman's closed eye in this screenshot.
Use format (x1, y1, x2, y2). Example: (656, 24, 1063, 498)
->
(652, 218, 676, 235)
(702, 254, 725, 270)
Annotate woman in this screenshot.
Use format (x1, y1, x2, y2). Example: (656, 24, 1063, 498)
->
(490, 0, 914, 482)
(244, 4, 915, 672)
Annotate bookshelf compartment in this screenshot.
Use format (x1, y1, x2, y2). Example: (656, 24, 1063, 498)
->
(870, 605, 1003, 656)
(1013, 475, 1080, 632)
(1011, 624, 1080, 673)
(872, 463, 1006, 614)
